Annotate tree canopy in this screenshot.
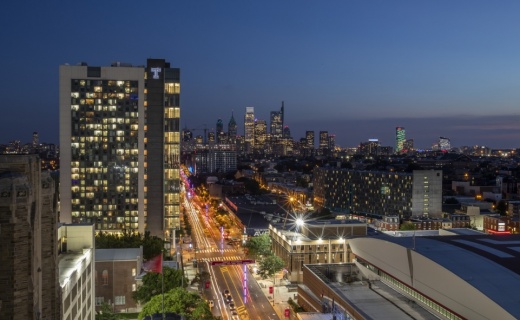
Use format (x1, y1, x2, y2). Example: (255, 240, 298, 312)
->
(95, 231, 164, 260)
(132, 267, 188, 304)
(244, 233, 271, 259)
(257, 254, 285, 280)
(95, 302, 124, 320)
(138, 287, 215, 320)
(400, 222, 416, 230)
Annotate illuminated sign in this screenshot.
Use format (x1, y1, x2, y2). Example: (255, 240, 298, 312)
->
(151, 67, 161, 79)
(498, 222, 506, 232)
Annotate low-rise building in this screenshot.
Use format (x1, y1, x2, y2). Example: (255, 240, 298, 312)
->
(95, 247, 143, 313)
(58, 224, 95, 320)
(269, 220, 366, 283)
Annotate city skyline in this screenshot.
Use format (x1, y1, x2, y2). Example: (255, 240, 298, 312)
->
(3, 1, 520, 148)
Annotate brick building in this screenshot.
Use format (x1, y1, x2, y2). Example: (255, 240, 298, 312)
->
(95, 248, 143, 312)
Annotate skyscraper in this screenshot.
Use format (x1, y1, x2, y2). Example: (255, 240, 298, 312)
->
(244, 107, 255, 152)
(396, 127, 405, 154)
(216, 118, 224, 144)
(319, 131, 329, 150)
(306, 131, 315, 149)
(270, 102, 284, 140)
(254, 119, 267, 151)
(59, 59, 181, 242)
(228, 112, 237, 145)
(439, 137, 451, 151)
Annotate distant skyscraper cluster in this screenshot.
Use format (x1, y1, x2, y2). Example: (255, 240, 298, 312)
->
(182, 101, 337, 164)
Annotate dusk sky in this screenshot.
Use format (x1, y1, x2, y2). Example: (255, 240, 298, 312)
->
(2, 1, 520, 148)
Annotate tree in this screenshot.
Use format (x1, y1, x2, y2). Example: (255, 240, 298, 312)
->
(191, 271, 211, 291)
(133, 267, 188, 304)
(400, 222, 416, 230)
(95, 231, 164, 260)
(96, 302, 123, 320)
(138, 287, 215, 320)
(244, 233, 271, 259)
(257, 254, 285, 280)
(495, 200, 508, 216)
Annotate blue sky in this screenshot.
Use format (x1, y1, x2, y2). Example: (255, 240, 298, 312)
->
(2, 1, 520, 148)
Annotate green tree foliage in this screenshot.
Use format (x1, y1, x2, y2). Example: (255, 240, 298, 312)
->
(132, 267, 188, 304)
(190, 271, 211, 287)
(138, 287, 215, 320)
(95, 231, 164, 260)
(400, 222, 416, 230)
(244, 233, 271, 259)
(96, 302, 123, 320)
(257, 254, 285, 280)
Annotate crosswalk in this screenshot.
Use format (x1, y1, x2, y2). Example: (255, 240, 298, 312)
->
(199, 255, 246, 262)
(197, 248, 237, 253)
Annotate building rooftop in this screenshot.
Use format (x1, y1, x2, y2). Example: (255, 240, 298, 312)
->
(360, 234, 520, 318)
(95, 248, 142, 261)
(59, 249, 92, 287)
(306, 264, 437, 320)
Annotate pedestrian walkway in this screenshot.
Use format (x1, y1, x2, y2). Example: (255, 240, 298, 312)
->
(249, 265, 297, 319)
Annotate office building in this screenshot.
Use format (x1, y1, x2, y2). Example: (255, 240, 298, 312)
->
(244, 107, 255, 152)
(319, 131, 329, 154)
(270, 102, 284, 140)
(313, 168, 442, 218)
(0, 155, 59, 320)
(254, 119, 267, 151)
(395, 127, 405, 154)
(59, 59, 181, 241)
(283, 125, 291, 139)
(328, 134, 335, 150)
(216, 118, 225, 144)
(305, 131, 315, 150)
(227, 112, 237, 145)
(358, 139, 380, 156)
(439, 136, 451, 151)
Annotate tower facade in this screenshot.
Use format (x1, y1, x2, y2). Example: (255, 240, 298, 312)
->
(216, 118, 224, 144)
(59, 59, 181, 242)
(396, 127, 405, 154)
(306, 131, 315, 149)
(0, 155, 60, 320)
(244, 107, 255, 151)
(227, 112, 237, 145)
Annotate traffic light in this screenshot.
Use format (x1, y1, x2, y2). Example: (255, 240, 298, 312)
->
(205, 281, 210, 289)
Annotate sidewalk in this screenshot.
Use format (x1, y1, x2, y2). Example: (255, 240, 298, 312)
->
(249, 265, 297, 319)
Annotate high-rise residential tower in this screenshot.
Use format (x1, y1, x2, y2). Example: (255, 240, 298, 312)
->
(396, 127, 405, 154)
(59, 59, 181, 243)
(244, 107, 255, 151)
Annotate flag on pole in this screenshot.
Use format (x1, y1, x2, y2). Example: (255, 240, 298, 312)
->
(143, 254, 163, 273)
